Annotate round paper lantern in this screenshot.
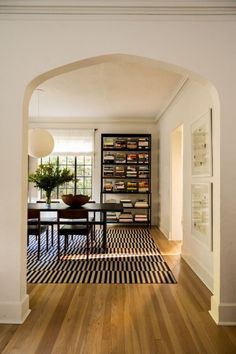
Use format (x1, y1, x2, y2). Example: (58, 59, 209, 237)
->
(28, 128, 54, 158)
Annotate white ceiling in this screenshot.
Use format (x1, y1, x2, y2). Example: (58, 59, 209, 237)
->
(29, 58, 187, 124)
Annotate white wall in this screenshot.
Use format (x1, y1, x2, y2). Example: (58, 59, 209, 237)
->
(0, 8, 235, 324)
(170, 126, 183, 241)
(158, 80, 216, 291)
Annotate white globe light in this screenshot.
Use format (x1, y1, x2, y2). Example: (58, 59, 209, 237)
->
(28, 128, 54, 158)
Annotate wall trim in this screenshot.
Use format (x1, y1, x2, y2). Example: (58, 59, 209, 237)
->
(181, 251, 213, 292)
(0, 1, 236, 16)
(210, 296, 236, 325)
(158, 225, 170, 239)
(0, 295, 30, 324)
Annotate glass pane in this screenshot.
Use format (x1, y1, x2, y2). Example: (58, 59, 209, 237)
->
(67, 156, 74, 165)
(77, 188, 84, 195)
(41, 157, 50, 164)
(66, 166, 74, 175)
(77, 178, 84, 189)
(77, 156, 84, 164)
(84, 178, 92, 189)
(51, 190, 57, 199)
(49, 156, 58, 164)
(58, 188, 67, 197)
(84, 189, 92, 197)
(85, 156, 92, 164)
(85, 166, 92, 176)
(77, 166, 85, 176)
(65, 181, 74, 189)
(59, 156, 66, 164)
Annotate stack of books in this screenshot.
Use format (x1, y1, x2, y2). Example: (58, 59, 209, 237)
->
(104, 181, 113, 191)
(138, 153, 149, 164)
(138, 166, 149, 178)
(103, 138, 114, 149)
(119, 212, 133, 223)
(138, 181, 149, 192)
(127, 139, 138, 149)
(115, 138, 126, 149)
(135, 199, 148, 208)
(120, 199, 133, 208)
(104, 153, 115, 163)
(126, 166, 137, 178)
(115, 166, 125, 177)
(107, 212, 117, 222)
(138, 138, 149, 149)
(127, 153, 138, 163)
(127, 181, 138, 192)
(115, 153, 126, 164)
(134, 213, 148, 222)
(115, 181, 125, 191)
(103, 166, 114, 177)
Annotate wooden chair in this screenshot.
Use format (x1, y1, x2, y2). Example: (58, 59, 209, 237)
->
(28, 209, 49, 260)
(57, 209, 94, 260)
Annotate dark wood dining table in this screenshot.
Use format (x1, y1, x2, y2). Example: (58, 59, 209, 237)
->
(28, 202, 123, 251)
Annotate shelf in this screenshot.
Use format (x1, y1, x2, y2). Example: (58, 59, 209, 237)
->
(101, 133, 151, 228)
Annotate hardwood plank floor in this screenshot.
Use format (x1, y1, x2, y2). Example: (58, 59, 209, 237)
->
(0, 227, 235, 354)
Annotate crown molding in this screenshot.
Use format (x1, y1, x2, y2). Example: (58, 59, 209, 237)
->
(0, 1, 235, 16)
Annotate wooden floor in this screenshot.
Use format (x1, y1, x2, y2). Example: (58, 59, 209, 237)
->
(1, 227, 236, 354)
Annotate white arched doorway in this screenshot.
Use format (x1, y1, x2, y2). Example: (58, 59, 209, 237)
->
(24, 54, 221, 324)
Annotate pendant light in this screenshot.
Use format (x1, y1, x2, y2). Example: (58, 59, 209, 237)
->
(28, 89, 54, 158)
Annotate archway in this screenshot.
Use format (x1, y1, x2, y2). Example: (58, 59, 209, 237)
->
(24, 53, 221, 323)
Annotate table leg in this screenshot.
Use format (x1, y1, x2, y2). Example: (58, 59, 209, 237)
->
(102, 211, 107, 252)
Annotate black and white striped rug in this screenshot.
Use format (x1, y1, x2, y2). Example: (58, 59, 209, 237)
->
(27, 228, 177, 284)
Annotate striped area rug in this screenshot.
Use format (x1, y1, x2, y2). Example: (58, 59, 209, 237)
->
(27, 228, 177, 284)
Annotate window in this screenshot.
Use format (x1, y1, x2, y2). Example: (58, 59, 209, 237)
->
(40, 155, 93, 199)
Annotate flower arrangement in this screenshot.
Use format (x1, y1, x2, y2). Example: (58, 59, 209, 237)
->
(29, 163, 74, 204)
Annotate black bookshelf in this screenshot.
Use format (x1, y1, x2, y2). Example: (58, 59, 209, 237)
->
(100, 133, 151, 227)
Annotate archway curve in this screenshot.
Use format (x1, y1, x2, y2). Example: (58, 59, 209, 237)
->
(24, 53, 221, 322)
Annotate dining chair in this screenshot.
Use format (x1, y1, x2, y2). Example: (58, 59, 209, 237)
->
(36, 200, 60, 245)
(57, 209, 94, 260)
(28, 209, 49, 260)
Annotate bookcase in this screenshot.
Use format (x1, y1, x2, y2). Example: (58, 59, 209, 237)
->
(100, 133, 151, 227)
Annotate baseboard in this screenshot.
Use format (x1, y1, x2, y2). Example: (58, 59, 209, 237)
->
(0, 294, 31, 324)
(181, 252, 213, 292)
(210, 296, 236, 325)
(158, 225, 169, 239)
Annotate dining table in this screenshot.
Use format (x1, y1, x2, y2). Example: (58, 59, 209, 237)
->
(28, 201, 123, 251)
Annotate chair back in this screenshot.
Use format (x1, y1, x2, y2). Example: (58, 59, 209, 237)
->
(28, 209, 40, 220)
(58, 209, 89, 221)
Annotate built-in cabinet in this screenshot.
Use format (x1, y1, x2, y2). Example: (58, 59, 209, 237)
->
(100, 133, 151, 227)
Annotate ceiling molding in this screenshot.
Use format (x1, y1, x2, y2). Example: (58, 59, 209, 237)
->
(0, 1, 236, 16)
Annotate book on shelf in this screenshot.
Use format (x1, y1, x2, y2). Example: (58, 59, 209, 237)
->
(104, 181, 113, 191)
(103, 166, 114, 177)
(138, 153, 149, 164)
(134, 199, 148, 208)
(120, 198, 133, 208)
(115, 181, 125, 191)
(104, 153, 115, 163)
(138, 181, 149, 192)
(127, 181, 138, 192)
(115, 138, 126, 149)
(127, 153, 138, 164)
(127, 138, 138, 149)
(119, 212, 133, 222)
(107, 211, 118, 222)
(134, 213, 148, 222)
(138, 166, 149, 178)
(138, 138, 149, 149)
(114, 165, 125, 177)
(126, 166, 137, 178)
(103, 138, 114, 149)
(115, 152, 126, 164)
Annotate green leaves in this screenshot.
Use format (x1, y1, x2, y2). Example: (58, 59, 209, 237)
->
(28, 163, 74, 192)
